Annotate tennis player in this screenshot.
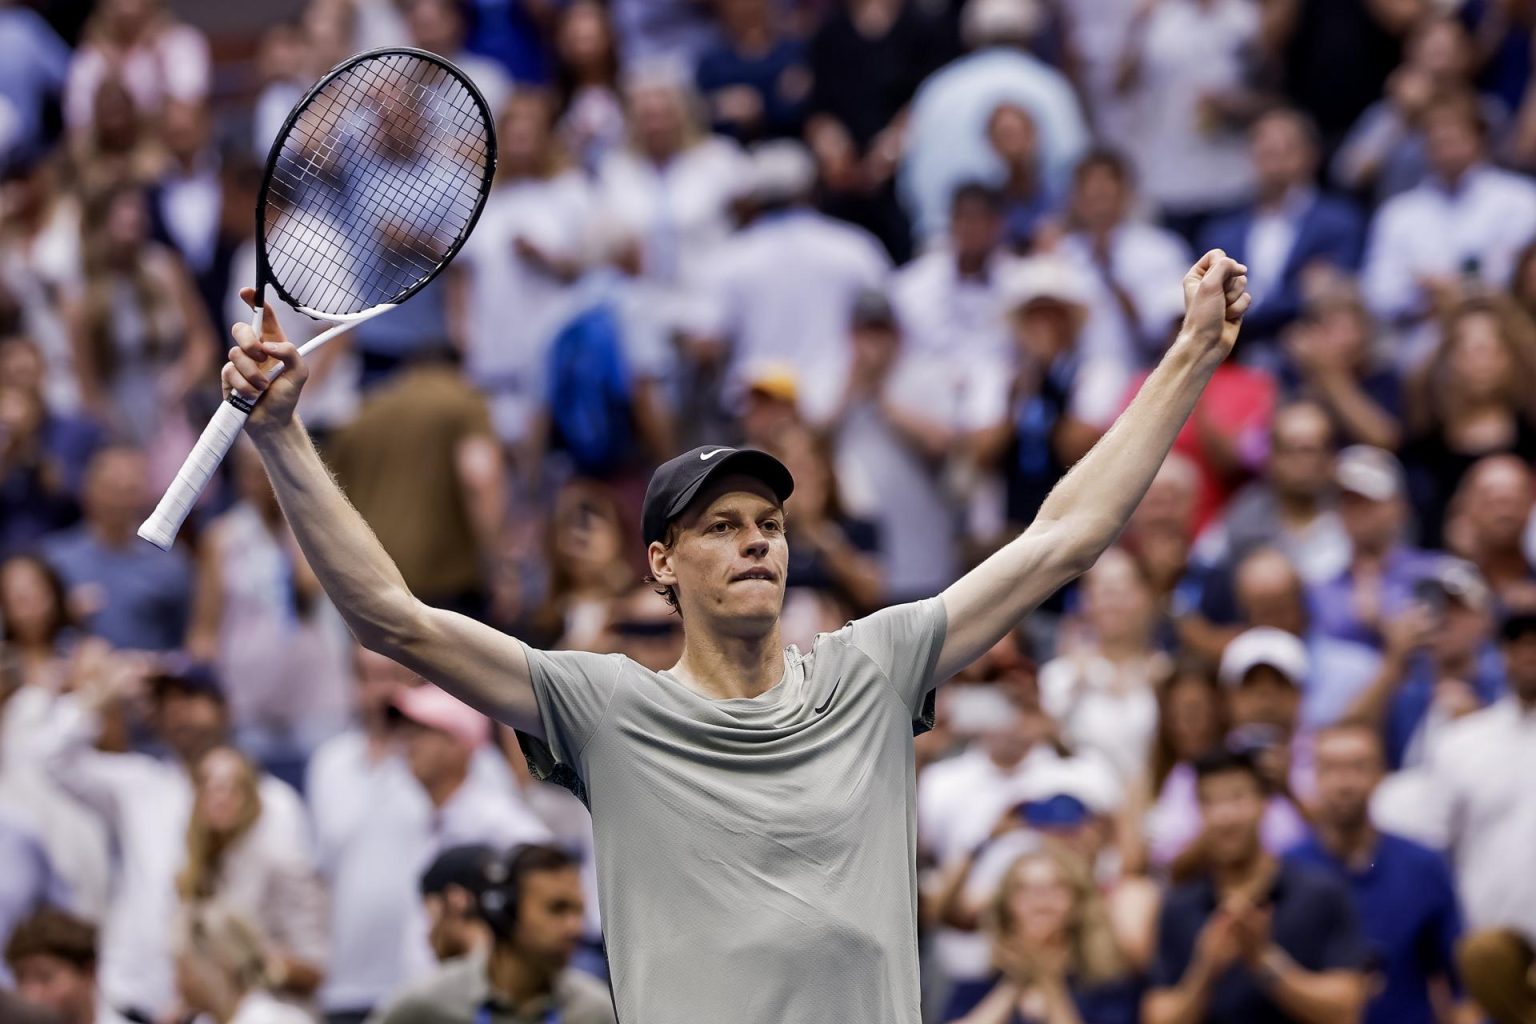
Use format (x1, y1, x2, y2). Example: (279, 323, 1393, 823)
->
(222, 250, 1250, 1023)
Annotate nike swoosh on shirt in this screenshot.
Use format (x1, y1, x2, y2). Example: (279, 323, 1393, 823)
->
(814, 676, 841, 714)
(699, 447, 734, 461)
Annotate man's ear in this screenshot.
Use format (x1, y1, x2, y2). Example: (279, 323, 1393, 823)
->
(648, 539, 678, 586)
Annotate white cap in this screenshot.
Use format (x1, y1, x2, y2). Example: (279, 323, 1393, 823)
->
(1219, 627, 1310, 689)
(961, 0, 1043, 48)
(749, 140, 817, 204)
(1011, 754, 1122, 815)
(1000, 256, 1093, 312)
(1336, 444, 1406, 502)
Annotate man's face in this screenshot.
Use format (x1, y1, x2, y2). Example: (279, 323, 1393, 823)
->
(1338, 491, 1402, 554)
(1502, 632, 1536, 704)
(649, 476, 788, 635)
(1267, 406, 1333, 499)
(605, 592, 684, 672)
(154, 690, 226, 764)
(512, 868, 587, 969)
(1227, 666, 1299, 733)
(1313, 728, 1383, 832)
(12, 955, 93, 1022)
(403, 723, 469, 789)
(949, 197, 1002, 264)
(1250, 114, 1314, 197)
(424, 886, 487, 962)
(1465, 460, 1532, 550)
(83, 450, 149, 531)
(1197, 770, 1266, 866)
(1425, 108, 1483, 181)
(1431, 600, 1487, 665)
(1070, 164, 1127, 231)
(1235, 555, 1306, 637)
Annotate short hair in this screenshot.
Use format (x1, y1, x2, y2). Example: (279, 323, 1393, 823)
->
(1073, 146, 1135, 188)
(1314, 718, 1386, 760)
(643, 519, 683, 617)
(4, 909, 97, 972)
(1192, 748, 1264, 789)
(1252, 104, 1322, 153)
(950, 180, 1005, 216)
(1423, 90, 1490, 141)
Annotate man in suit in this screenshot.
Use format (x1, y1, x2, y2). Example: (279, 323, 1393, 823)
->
(1201, 107, 1365, 351)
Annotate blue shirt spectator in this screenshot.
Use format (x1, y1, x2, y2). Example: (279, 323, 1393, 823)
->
(695, 0, 809, 143)
(0, 7, 70, 170)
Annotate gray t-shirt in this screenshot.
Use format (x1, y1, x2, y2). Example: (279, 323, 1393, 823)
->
(515, 598, 948, 1023)
(367, 948, 615, 1024)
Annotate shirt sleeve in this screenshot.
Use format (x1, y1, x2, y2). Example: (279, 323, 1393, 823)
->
(839, 597, 948, 733)
(513, 644, 623, 803)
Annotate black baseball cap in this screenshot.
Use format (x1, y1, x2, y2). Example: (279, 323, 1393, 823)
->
(1499, 609, 1536, 643)
(420, 843, 499, 898)
(642, 445, 795, 546)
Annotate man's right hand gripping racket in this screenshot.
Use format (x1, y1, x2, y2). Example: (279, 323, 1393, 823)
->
(138, 47, 497, 550)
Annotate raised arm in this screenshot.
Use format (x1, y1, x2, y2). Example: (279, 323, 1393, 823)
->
(222, 291, 543, 737)
(937, 251, 1251, 679)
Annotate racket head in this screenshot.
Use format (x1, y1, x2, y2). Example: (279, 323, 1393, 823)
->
(253, 46, 497, 320)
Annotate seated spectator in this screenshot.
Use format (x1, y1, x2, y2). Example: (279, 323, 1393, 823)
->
(0, 808, 66, 988)
(1361, 91, 1536, 358)
(144, 99, 227, 327)
(695, 0, 810, 143)
(40, 445, 192, 652)
(900, 0, 1089, 245)
(186, 440, 352, 783)
(402, 0, 512, 117)
(0, 553, 74, 692)
(1308, 445, 1439, 649)
(598, 584, 684, 672)
(1146, 629, 1314, 869)
(945, 847, 1142, 1024)
(173, 902, 310, 1024)
(178, 746, 328, 1005)
(64, 77, 162, 198)
(1145, 661, 1227, 845)
(1199, 107, 1365, 349)
(63, 0, 209, 138)
(986, 103, 1052, 252)
(1143, 750, 1370, 1024)
(0, 4, 70, 171)
(698, 139, 890, 425)
(4, 909, 123, 1024)
(530, 480, 635, 652)
(0, 381, 77, 553)
(554, 1, 626, 175)
(36, 652, 309, 1022)
(418, 845, 498, 964)
(1290, 722, 1467, 1024)
(1402, 297, 1536, 547)
(1039, 548, 1165, 785)
(1280, 279, 1403, 451)
(0, 338, 103, 498)
(1055, 148, 1190, 368)
(369, 844, 615, 1024)
(1207, 401, 1350, 588)
(1445, 455, 1536, 610)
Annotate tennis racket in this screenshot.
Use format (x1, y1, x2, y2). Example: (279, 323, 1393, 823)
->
(138, 47, 497, 550)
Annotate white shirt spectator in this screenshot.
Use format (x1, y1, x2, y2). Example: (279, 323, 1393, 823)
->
(37, 697, 310, 1020)
(64, 22, 210, 131)
(229, 989, 313, 1024)
(1362, 164, 1536, 330)
(308, 733, 552, 1015)
(1058, 223, 1190, 365)
(596, 137, 750, 339)
(1038, 653, 1164, 784)
(702, 208, 890, 424)
(456, 170, 596, 443)
(1121, 0, 1259, 215)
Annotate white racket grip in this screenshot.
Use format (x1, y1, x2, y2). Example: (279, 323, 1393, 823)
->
(137, 398, 254, 550)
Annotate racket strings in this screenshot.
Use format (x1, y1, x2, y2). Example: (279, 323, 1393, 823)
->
(262, 52, 491, 316)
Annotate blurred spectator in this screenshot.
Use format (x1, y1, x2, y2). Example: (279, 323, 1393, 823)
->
(178, 746, 328, 1005)
(1146, 629, 1313, 868)
(64, 77, 159, 198)
(62, 0, 209, 137)
(607, 0, 718, 66)
(404, 0, 513, 117)
(1347, 557, 1502, 771)
(453, 89, 595, 452)
(318, 684, 549, 1023)
(460, 0, 555, 86)
(417, 845, 497, 963)
(0, 336, 101, 496)
(1200, 107, 1367, 348)
(530, 480, 635, 651)
(1038, 548, 1164, 785)
(830, 290, 965, 602)
(368, 844, 614, 1024)
(1208, 401, 1350, 588)
(1281, 279, 1404, 451)
(598, 584, 684, 671)
(985, 103, 1050, 252)
(1145, 661, 1226, 829)
(1445, 454, 1536, 609)
(37, 651, 309, 1022)
(1115, 0, 1265, 243)
(806, 0, 941, 261)
(1361, 91, 1536, 359)
(1334, 15, 1495, 204)
(0, 379, 77, 552)
(944, 847, 1141, 1024)
(1308, 444, 1438, 648)
(0, 809, 66, 987)
(553, 0, 626, 176)
(328, 354, 506, 622)
(700, 139, 890, 425)
(186, 440, 351, 781)
(173, 902, 311, 1024)
(695, 0, 810, 143)
(1403, 296, 1536, 547)
(0, 168, 84, 416)
(0, 5, 70, 172)
(0, 553, 74, 691)
(1143, 749, 1370, 1024)
(40, 445, 191, 651)
(1290, 722, 1467, 1024)
(65, 184, 215, 454)
(3, 909, 120, 1024)
(1055, 148, 1190, 369)
(975, 255, 1125, 533)
(900, 0, 1089, 245)
(143, 99, 227, 325)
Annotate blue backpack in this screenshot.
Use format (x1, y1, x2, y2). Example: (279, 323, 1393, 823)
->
(546, 301, 634, 476)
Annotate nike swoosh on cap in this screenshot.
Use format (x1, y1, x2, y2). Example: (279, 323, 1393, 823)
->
(699, 447, 734, 461)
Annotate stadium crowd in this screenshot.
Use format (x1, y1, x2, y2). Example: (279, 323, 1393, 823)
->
(3, 0, 1536, 1021)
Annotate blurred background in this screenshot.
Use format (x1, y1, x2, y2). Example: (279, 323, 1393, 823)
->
(3, 0, 1536, 1022)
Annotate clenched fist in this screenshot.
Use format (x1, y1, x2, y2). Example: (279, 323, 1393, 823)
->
(1180, 248, 1253, 362)
(222, 288, 309, 435)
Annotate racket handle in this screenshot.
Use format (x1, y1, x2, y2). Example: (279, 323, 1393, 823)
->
(137, 398, 253, 550)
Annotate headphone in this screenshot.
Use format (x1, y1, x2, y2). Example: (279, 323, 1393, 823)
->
(477, 844, 541, 939)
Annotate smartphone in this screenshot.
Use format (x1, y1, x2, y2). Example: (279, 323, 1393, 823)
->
(1411, 576, 1447, 621)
